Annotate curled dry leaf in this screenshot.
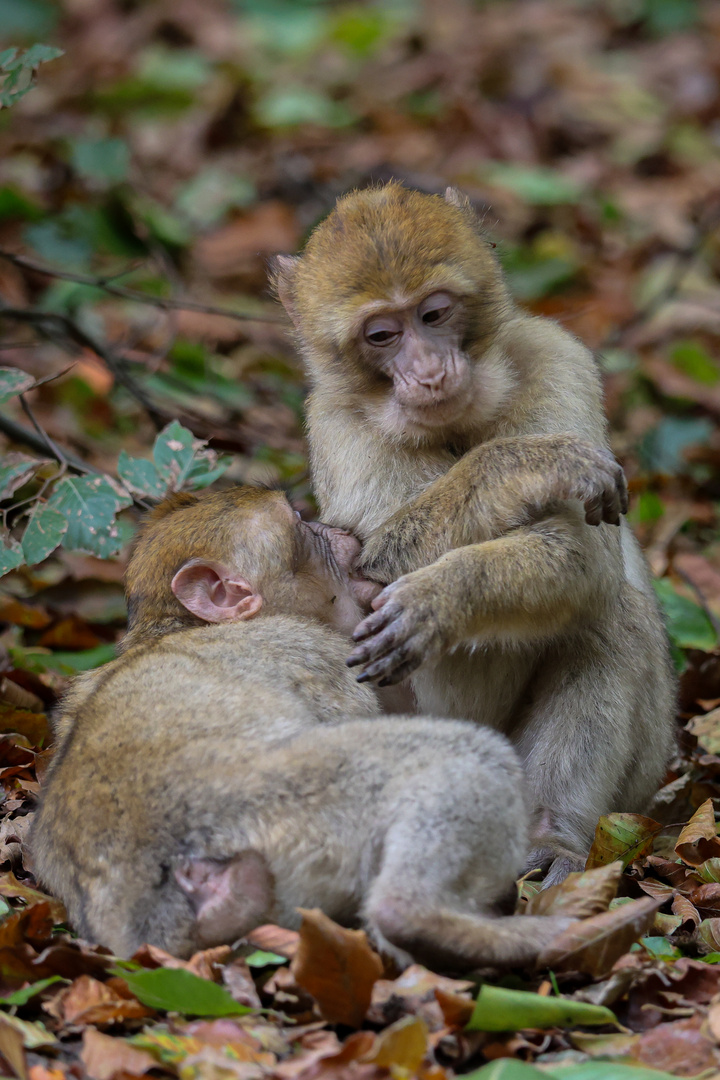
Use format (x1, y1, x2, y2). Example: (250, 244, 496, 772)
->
(585, 814, 663, 870)
(537, 896, 661, 976)
(676, 800, 720, 866)
(525, 861, 623, 918)
(697, 918, 720, 952)
(0, 873, 65, 924)
(290, 908, 383, 1028)
(44, 974, 154, 1027)
(671, 893, 701, 927)
(688, 882, 720, 918)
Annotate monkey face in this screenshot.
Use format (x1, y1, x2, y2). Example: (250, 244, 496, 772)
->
(358, 290, 473, 429)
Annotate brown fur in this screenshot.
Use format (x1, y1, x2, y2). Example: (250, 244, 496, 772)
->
(32, 485, 571, 966)
(272, 183, 677, 885)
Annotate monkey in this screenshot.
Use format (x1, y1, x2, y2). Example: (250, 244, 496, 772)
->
(270, 182, 676, 885)
(31, 485, 573, 967)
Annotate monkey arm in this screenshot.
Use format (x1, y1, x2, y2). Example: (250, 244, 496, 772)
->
(357, 433, 628, 584)
(347, 516, 623, 685)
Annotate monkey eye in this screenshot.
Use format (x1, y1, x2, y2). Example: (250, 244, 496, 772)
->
(364, 316, 402, 348)
(418, 291, 455, 327)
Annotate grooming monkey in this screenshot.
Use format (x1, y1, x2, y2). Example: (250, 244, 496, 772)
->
(271, 183, 676, 884)
(32, 486, 571, 965)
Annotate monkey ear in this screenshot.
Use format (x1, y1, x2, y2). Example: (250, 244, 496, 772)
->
(269, 254, 301, 327)
(444, 187, 471, 211)
(171, 559, 263, 623)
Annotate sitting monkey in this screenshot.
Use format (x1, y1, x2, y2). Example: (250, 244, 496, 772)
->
(32, 486, 570, 966)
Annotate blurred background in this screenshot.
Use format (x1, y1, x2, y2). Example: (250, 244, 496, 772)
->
(0, 0, 719, 685)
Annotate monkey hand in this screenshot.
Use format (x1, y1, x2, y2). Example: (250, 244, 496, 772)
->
(541, 437, 628, 527)
(346, 567, 450, 685)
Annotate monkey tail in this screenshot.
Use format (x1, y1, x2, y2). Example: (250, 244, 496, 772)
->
(367, 902, 573, 971)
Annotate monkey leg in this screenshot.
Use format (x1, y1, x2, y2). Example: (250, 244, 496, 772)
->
(513, 586, 675, 886)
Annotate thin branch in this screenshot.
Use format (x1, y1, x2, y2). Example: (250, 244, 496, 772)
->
(19, 393, 67, 466)
(0, 411, 96, 474)
(0, 249, 286, 324)
(0, 302, 166, 429)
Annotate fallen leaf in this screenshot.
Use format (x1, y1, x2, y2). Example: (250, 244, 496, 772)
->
(466, 984, 616, 1031)
(46, 974, 153, 1026)
(676, 800, 720, 866)
(38, 616, 102, 651)
(0, 874, 65, 924)
(361, 1015, 428, 1072)
(0, 704, 50, 748)
(244, 924, 299, 960)
(671, 893, 700, 927)
(0, 599, 51, 630)
(537, 896, 661, 976)
(526, 861, 622, 917)
(586, 814, 663, 870)
(434, 988, 475, 1028)
(0, 1016, 26, 1080)
(631, 1013, 720, 1076)
(81, 1028, 157, 1080)
(291, 908, 383, 1028)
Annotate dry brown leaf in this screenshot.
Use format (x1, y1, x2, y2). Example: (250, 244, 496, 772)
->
(526, 861, 622, 918)
(245, 924, 299, 959)
(537, 896, 660, 976)
(434, 988, 475, 1028)
(38, 616, 102, 651)
(291, 908, 383, 1028)
(46, 975, 153, 1026)
(0, 873, 65, 924)
(676, 800, 720, 866)
(689, 883, 720, 919)
(0, 599, 51, 630)
(631, 1014, 720, 1075)
(361, 1016, 428, 1073)
(80, 1029, 156, 1080)
(0, 706, 50, 750)
(0, 1016, 27, 1080)
(671, 893, 701, 927)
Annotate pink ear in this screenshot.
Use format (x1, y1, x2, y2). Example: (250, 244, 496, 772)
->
(271, 254, 300, 326)
(171, 559, 263, 623)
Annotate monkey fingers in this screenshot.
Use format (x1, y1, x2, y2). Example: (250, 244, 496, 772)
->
(347, 585, 439, 685)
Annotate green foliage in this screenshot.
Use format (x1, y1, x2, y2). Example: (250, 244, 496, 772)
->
(117, 967, 252, 1017)
(69, 137, 130, 185)
(465, 984, 616, 1032)
(0, 43, 63, 108)
(0, 368, 233, 577)
(670, 340, 720, 386)
(654, 578, 719, 653)
(481, 163, 585, 205)
(465, 1062, 676, 1080)
(638, 416, 713, 475)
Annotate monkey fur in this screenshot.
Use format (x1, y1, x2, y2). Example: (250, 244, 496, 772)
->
(271, 183, 677, 885)
(32, 486, 571, 966)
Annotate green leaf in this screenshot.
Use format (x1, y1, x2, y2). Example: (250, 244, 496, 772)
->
(255, 87, 355, 129)
(0, 49, 18, 69)
(116, 967, 252, 1017)
(639, 416, 713, 475)
(15, 43, 63, 68)
(244, 950, 287, 967)
(0, 544, 24, 578)
(0, 367, 35, 404)
(117, 451, 167, 499)
(70, 137, 129, 184)
(19, 643, 116, 673)
(670, 340, 720, 386)
(185, 454, 233, 491)
(0, 186, 42, 222)
(482, 163, 585, 205)
(654, 578, 718, 652)
(465, 984, 616, 1032)
(152, 421, 199, 490)
(22, 505, 68, 565)
(0, 0, 58, 37)
(175, 169, 256, 228)
(0, 454, 46, 499)
(0, 976, 64, 1006)
(463, 1060, 678, 1080)
(46, 475, 132, 558)
(640, 935, 682, 960)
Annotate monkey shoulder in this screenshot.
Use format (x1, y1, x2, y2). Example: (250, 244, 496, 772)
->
(495, 314, 608, 444)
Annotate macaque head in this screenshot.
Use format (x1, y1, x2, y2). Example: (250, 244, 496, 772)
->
(125, 486, 376, 644)
(271, 183, 513, 443)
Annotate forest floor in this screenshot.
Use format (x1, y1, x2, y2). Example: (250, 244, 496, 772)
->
(1, 0, 720, 1076)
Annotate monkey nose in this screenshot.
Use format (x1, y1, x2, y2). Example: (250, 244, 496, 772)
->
(417, 370, 445, 390)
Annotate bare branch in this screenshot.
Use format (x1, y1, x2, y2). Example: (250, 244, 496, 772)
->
(0, 249, 286, 324)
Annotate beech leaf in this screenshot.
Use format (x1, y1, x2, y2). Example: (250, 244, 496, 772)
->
(291, 907, 383, 1028)
(526, 861, 622, 918)
(465, 984, 616, 1032)
(676, 800, 720, 866)
(537, 896, 661, 976)
(585, 814, 662, 870)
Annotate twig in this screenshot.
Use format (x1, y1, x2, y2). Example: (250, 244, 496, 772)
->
(0, 302, 166, 429)
(0, 249, 286, 324)
(0, 411, 96, 474)
(19, 393, 67, 467)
